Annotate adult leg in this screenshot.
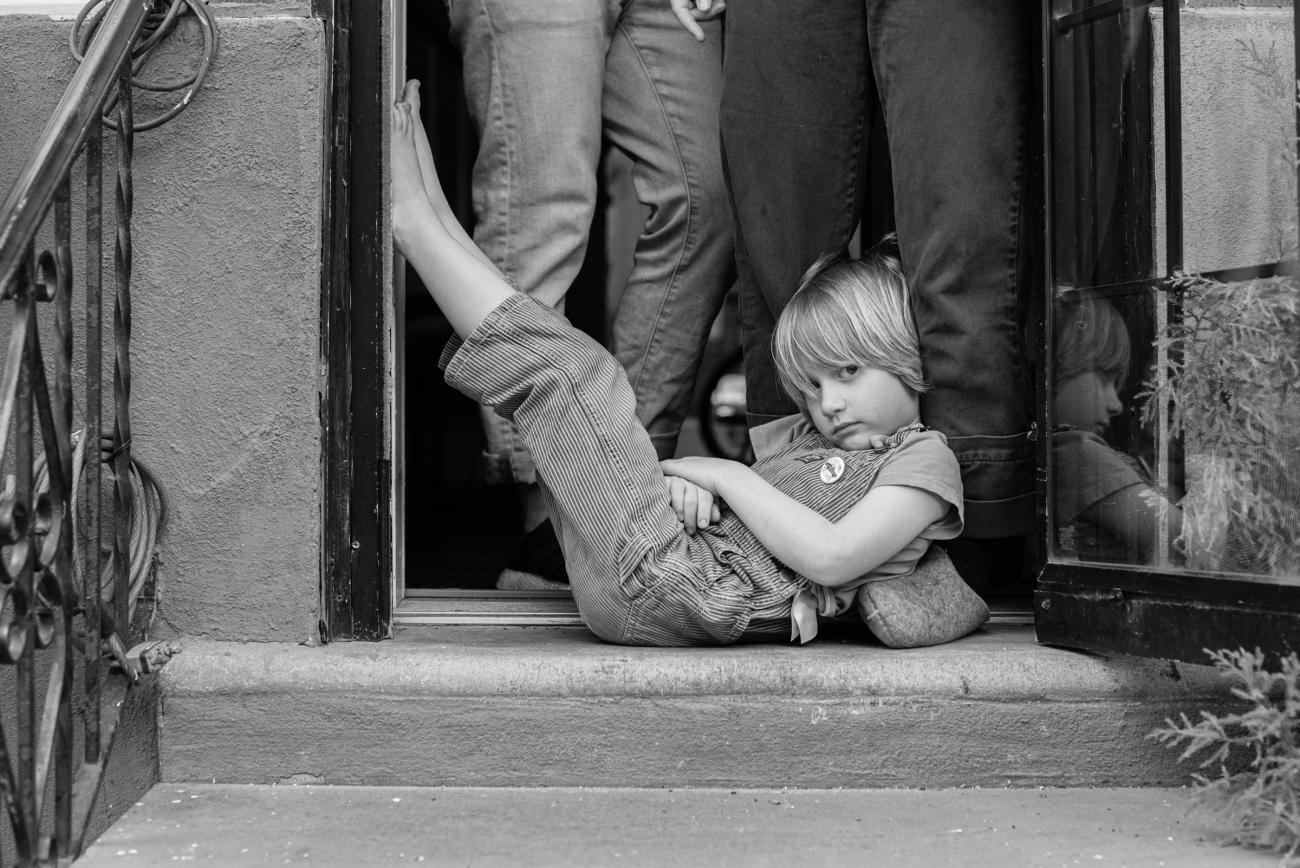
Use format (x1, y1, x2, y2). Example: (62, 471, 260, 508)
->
(446, 0, 608, 539)
(602, 3, 733, 459)
(446, 0, 607, 308)
(865, 1, 1037, 564)
(720, 0, 874, 427)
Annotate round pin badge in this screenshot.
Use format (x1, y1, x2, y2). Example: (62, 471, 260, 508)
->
(820, 456, 845, 484)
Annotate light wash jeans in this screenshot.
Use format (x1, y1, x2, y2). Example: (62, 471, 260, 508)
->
(446, 0, 734, 479)
(720, 0, 1037, 537)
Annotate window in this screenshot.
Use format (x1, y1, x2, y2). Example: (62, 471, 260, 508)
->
(1036, 0, 1300, 662)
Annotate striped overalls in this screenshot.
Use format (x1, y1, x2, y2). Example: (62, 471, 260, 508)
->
(441, 293, 921, 646)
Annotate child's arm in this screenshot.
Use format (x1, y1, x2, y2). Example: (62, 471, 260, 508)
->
(659, 456, 947, 587)
(1079, 482, 1184, 563)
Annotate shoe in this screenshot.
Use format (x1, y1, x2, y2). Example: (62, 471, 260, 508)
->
(495, 568, 570, 592)
(504, 518, 569, 584)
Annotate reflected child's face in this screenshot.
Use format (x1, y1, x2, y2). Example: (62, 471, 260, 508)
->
(802, 363, 919, 449)
(1055, 371, 1123, 436)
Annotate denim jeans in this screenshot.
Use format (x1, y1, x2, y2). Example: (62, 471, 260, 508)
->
(720, 0, 1037, 537)
(446, 0, 734, 478)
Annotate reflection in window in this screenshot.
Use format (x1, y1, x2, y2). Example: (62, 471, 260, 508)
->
(1048, 1, 1298, 583)
(1052, 292, 1182, 567)
(1051, 0, 1155, 289)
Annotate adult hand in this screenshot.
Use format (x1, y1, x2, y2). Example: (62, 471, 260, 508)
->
(664, 474, 721, 534)
(670, 0, 726, 42)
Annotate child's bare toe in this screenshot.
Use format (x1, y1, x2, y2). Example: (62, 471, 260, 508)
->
(402, 79, 422, 112)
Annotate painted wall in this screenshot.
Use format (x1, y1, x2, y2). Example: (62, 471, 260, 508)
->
(0, 4, 326, 641)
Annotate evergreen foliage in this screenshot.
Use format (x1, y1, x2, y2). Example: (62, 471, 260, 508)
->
(1135, 273, 1300, 574)
(1152, 649, 1300, 859)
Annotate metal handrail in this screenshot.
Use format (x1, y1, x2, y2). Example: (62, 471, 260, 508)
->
(0, 0, 148, 293)
(0, 2, 161, 863)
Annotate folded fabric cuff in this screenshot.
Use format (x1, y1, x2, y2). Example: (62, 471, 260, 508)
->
(789, 589, 820, 644)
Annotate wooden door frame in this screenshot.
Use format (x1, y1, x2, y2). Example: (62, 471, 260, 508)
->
(319, 0, 391, 641)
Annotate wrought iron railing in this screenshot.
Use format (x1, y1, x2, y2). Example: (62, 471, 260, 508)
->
(0, 1, 214, 863)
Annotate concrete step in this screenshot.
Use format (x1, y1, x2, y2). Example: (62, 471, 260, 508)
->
(155, 625, 1240, 789)
(77, 783, 1273, 867)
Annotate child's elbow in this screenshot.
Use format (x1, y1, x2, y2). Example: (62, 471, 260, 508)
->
(805, 547, 874, 588)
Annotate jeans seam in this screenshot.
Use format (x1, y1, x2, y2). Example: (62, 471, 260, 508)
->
(1002, 53, 1029, 421)
(612, 19, 696, 404)
(479, 0, 516, 287)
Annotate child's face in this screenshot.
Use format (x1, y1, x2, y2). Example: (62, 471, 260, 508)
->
(802, 364, 919, 450)
(1054, 371, 1123, 435)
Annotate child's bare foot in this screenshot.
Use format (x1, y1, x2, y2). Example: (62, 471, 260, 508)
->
(391, 99, 436, 255)
(397, 79, 501, 274)
(401, 79, 458, 221)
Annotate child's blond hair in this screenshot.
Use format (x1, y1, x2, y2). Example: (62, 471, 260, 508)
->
(772, 238, 926, 408)
(1053, 292, 1131, 390)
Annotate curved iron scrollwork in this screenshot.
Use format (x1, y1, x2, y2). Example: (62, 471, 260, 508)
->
(0, 1, 214, 863)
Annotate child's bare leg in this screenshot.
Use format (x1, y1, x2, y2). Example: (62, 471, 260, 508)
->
(399, 80, 499, 275)
(399, 80, 556, 576)
(392, 100, 513, 338)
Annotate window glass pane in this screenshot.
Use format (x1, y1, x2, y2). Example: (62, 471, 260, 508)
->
(1050, 0, 1158, 288)
(1048, 2, 1300, 585)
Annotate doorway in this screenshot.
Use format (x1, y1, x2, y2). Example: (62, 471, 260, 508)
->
(396, 3, 745, 615)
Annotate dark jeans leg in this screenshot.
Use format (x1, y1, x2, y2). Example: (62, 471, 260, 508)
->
(866, 0, 1037, 539)
(604, 4, 732, 460)
(720, 0, 874, 427)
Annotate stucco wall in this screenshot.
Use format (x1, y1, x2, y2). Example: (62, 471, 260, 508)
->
(0, 6, 326, 641)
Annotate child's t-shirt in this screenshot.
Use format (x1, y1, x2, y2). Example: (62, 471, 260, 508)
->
(749, 415, 965, 620)
(1051, 428, 1150, 562)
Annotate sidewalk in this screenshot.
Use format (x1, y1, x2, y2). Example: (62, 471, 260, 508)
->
(78, 783, 1275, 867)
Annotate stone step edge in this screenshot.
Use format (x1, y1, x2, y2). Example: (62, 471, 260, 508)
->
(158, 625, 1234, 704)
(155, 627, 1239, 788)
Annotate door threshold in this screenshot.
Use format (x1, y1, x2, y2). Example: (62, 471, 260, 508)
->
(396, 590, 582, 626)
(395, 590, 1034, 627)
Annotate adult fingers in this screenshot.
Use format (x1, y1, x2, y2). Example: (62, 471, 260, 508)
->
(669, 0, 706, 41)
(693, 0, 726, 21)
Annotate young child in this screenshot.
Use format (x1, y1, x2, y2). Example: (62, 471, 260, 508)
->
(392, 84, 966, 646)
(1052, 292, 1183, 564)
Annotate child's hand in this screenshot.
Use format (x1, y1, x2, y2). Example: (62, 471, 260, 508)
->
(660, 456, 733, 494)
(664, 474, 721, 535)
(661, 457, 737, 534)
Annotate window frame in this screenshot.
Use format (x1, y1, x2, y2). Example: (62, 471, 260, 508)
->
(1034, 0, 1300, 664)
